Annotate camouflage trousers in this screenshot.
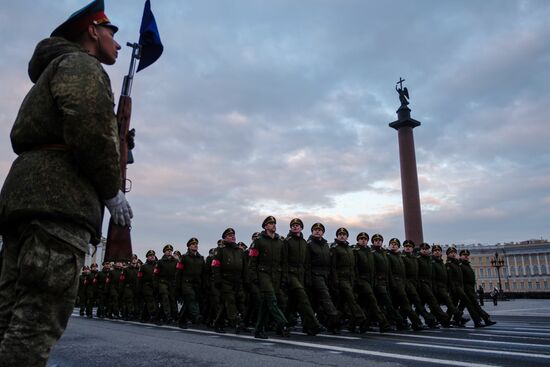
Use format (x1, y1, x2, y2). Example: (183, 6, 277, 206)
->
(0, 222, 85, 367)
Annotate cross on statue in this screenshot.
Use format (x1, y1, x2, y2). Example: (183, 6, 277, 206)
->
(397, 77, 405, 90)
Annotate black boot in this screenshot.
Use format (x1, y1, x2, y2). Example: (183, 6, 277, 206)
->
(254, 330, 268, 339)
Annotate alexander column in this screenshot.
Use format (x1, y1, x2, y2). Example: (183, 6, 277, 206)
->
(389, 78, 423, 245)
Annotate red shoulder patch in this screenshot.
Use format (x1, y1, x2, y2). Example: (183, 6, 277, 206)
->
(137, 271, 143, 278)
(211, 259, 221, 267)
(153, 267, 160, 274)
(176, 262, 184, 270)
(249, 248, 259, 257)
(119, 274, 125, 281)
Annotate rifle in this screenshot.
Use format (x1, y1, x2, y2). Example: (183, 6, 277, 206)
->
(104, 43, 141, 262)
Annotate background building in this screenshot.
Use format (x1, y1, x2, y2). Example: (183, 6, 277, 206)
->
(453, 239, 550, 297)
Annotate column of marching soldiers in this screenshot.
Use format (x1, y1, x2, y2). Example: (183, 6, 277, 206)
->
(75, 216, 496, 339)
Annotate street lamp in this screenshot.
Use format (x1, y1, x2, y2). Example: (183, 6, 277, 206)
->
(490, 252, 505, 299)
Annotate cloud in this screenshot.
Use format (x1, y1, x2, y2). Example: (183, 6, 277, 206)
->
(1, 0, 549, 257)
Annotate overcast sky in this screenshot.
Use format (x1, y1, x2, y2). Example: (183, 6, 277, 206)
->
(1, 0, 549, 257)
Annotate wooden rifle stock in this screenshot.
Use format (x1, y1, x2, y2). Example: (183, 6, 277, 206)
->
(104, 94, 133, 262)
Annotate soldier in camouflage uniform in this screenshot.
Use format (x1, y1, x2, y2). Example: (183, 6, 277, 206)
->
(306, 223, 340, 333)
(284, 218, 322, 335)
(458, 249, 496, 327)
(331, 228, 366, 332)
(371, 234, 405, 329)
(248, 216, 289, 339)
(354, 232, 392, 332)
(416, 243, 451, 327)
(176, 238, 205, 328)
(212, 229, 248, 333)
(137, 250, 158, 322)
(154, 244, 179, 324)
(0, 2, 130, 365)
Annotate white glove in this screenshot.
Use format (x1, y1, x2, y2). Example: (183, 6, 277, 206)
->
(105, 190, 133, 227)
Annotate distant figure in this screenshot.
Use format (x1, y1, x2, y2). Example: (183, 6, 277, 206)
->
(477, 285, 485, 306)
(490, 287, 499, 306)
(396, 77, 409, 108)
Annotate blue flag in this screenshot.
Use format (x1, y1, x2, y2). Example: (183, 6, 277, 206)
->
(137, 0, 163, 72)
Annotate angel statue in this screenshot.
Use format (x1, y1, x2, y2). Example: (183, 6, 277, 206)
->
(396, 77, 409, 108)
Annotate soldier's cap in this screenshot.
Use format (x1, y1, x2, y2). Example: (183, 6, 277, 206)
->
(238, 242, 248, 249)
(251, 232, 260, 240)
(217, 239, 224, 246)
(222, 228, 235, 239)
(459, 249, 470, 256)
(82, 265, 90, 270)
(90, 262, 98, 267)
(290, 218, 304, 228)
(336, 227, 349, 237)
(173, 250, 181, 256)
(187, 237, 199, 246)
(311, 222, 325, 233)
(403, 240, 415, 248)
(262, 216, 276, 228)
(371, 233, 384, 243)
(419, 242, 431, 250)
(102, 260, 111, 265)
(163, 244, 174, 253)
(446, 246, 457, 255)
(389, 238, 401, 247)
(146, 249, 156, 257)
(432, 244, 442, 252)
(356, 232, 369, 241)
(51, 0, 118, 41)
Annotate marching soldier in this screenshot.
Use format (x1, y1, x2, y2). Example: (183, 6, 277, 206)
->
(243, 234, 261, 329)
(248, 216, 289, 339)
(458, 249, 496, 327)
(401, 240, 438, 328)
(204, 242, 224, 327)
(107, 260, 124, 319)
(387, 238, 426, 331)
(371, 234, 405, 329)
(306, 223, 340, 333)
(121, 258, 139, 320)
(78, 266, 91, 315)
(154, 244, 179, 324)
(416, 243, 451, 327)
(330, 228, 366, 332)
(431, 245, 462, 326)
(176, 238, 205, 328)
(446, 247, 483, 327)
(137, 250, 158, 322)
(85, 263, 99, 318)
(354, 232, 392, 332)
(212, 229, 247, 333)
(284, 218, 322, 335)
(96, 261, 111, 318)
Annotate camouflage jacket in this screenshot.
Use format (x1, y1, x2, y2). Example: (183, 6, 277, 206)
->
(0, 37, 120, 245)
